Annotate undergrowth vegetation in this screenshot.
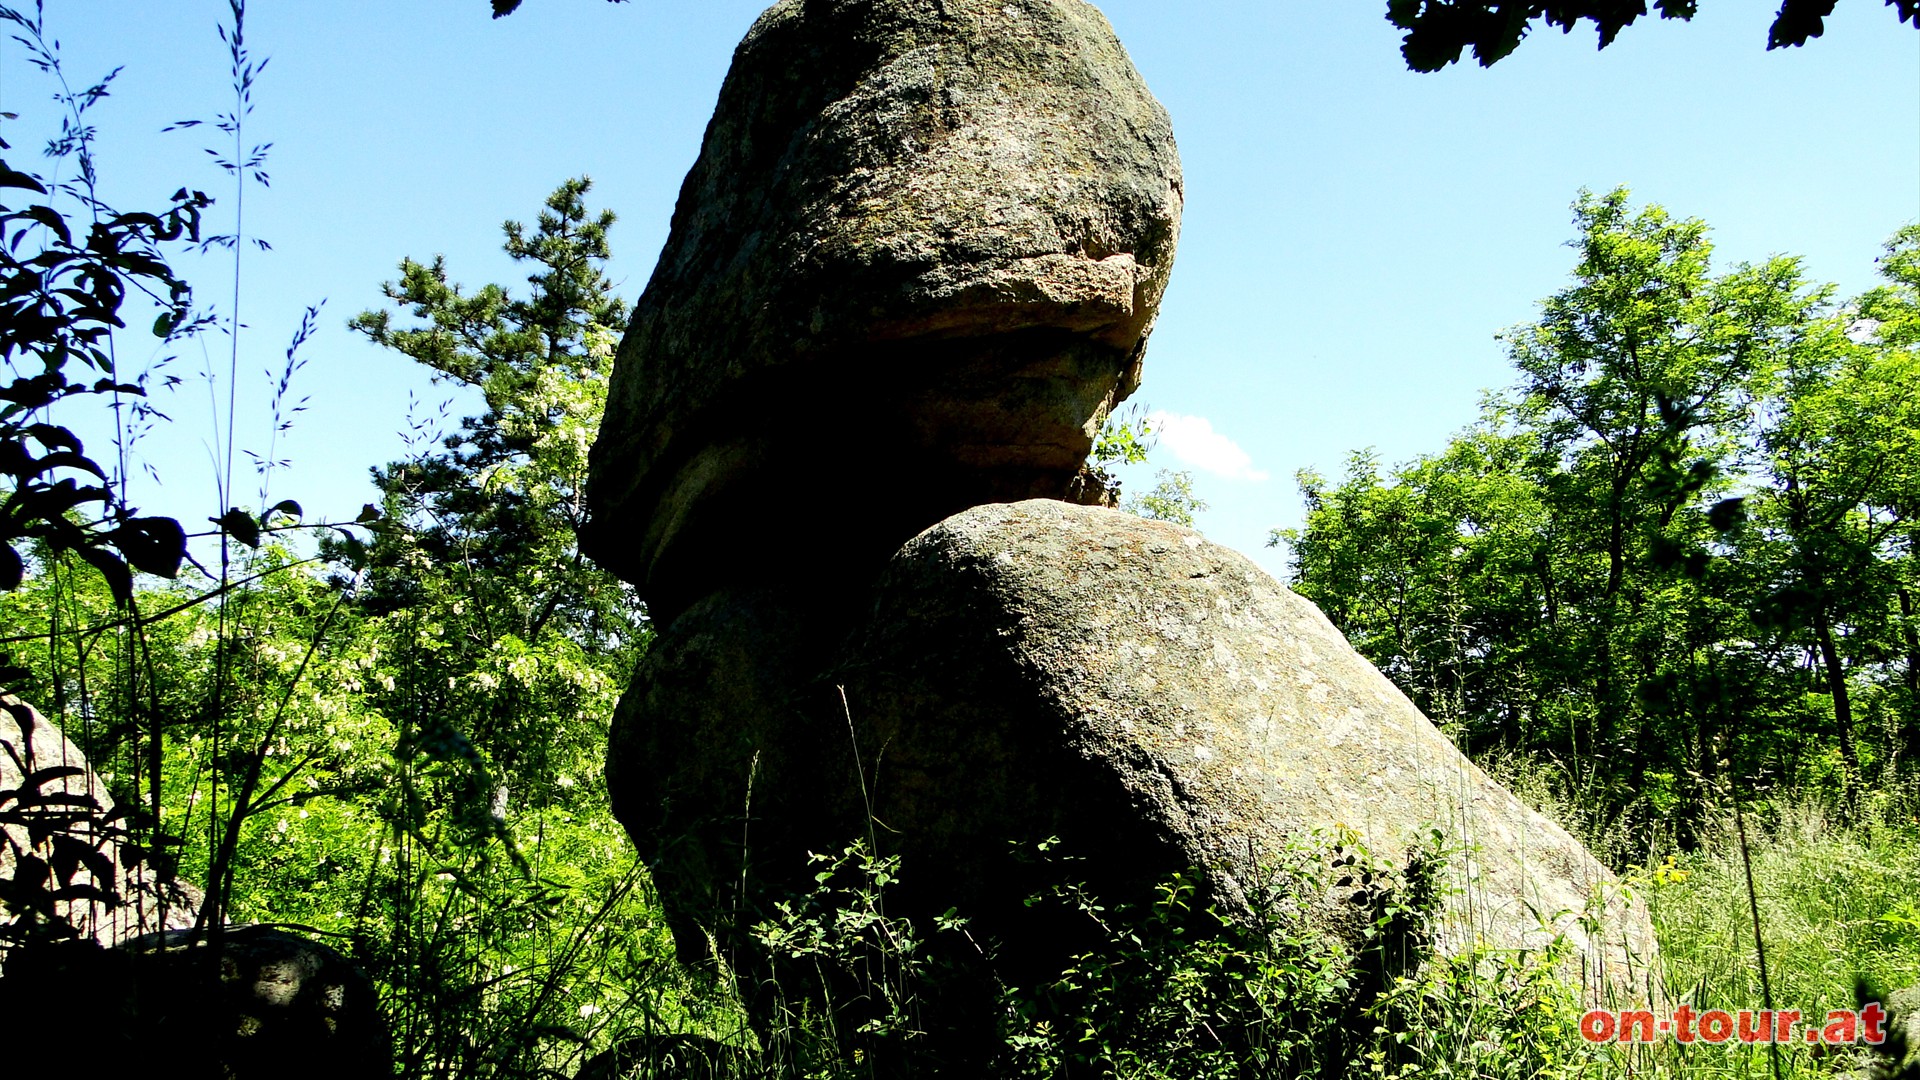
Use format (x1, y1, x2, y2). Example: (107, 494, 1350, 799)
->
(1648, 800, 1920, 1041)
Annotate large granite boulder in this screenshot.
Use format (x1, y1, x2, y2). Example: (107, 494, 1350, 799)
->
(583, 0, 1183, 621)
(1, 696, 199, 953)
(835, 501, 1655, 996)
(584, 0, 1654, 1061)
(610, 502, 1658, 1004)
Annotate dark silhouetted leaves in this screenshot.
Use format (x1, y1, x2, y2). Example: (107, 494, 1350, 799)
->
(213, 507, 261, 549)
(0, 164, 45, 193)
(488, 0, 626, 17)
(73, 546, 132, 605)
(0, 146, 205, 601)
(112, 516, 187, 578)
(1389, 0, 1911, 72)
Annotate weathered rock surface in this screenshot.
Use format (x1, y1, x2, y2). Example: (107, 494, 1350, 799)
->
(610, 502, 1658, 1003)
(1, 696, 199, 952)
(832, 501, 1656, 996)
(583, 0, 1182, 621)
(0, 925, 388, 1079)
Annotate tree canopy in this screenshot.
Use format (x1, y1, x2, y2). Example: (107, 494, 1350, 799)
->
(1389, 0, 1920, 70)
(1279, 188, 1920, 839)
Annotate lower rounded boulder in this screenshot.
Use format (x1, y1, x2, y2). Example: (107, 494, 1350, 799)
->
(828, 500, 1658, 1000)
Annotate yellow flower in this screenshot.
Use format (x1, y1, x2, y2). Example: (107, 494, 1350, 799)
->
(1650, 855, 1690, 885)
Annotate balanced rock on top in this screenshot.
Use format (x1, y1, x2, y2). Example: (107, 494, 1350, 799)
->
(583, 0, 1183, 621)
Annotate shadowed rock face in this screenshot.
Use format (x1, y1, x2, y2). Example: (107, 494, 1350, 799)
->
(603, 586, 854, 958)
(584, 0, 1182, 621)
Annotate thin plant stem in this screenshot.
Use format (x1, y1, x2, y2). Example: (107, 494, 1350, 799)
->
(1734, 796, 1781, 1080)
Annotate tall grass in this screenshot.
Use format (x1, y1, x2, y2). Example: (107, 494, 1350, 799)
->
(1470, 748, 1920, 1080)
(1642, 798, 1920, 1070)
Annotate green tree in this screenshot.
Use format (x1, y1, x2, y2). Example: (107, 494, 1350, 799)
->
(1276, 422, 1553, 747)
(1501, 189, 1809, 774)
(345, 177, 667, 1076)
(1789, 226, 1920, 780)
(1746, 314, 1920, 802)
(1877, 233, 1920, 774)
(348, 177, 637, 648)
(1279, 189, 1884, 837)
(1125, 469, 1208, 527)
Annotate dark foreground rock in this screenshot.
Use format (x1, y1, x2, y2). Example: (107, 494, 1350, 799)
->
(583, 0, 1183, 621)
(605, 586, 855, 958)
(0, 925, 388, 1079)
(1858, 984, 1920, 1080)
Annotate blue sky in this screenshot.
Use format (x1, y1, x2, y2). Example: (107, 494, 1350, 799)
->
(3, 1, 1915, 580)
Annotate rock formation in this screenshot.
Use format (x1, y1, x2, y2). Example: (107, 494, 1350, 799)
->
(1, 701, 386, 1076)
(611, 506, 1657, 997)
(584, 0, 1657, 1063)
(582, 0, 1182, 622)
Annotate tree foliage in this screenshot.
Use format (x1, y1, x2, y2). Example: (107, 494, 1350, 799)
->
(1388, 0, 1920, 71)
(1, 168, 673, 1077)
(339, 177, 663, 1074)
(1126, 469, 1208, 528)
(1279, 189, 1920, 840)
(347, 177, 636, 646)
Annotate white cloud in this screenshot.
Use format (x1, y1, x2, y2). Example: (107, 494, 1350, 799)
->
(1146, 411, 1268, 482)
